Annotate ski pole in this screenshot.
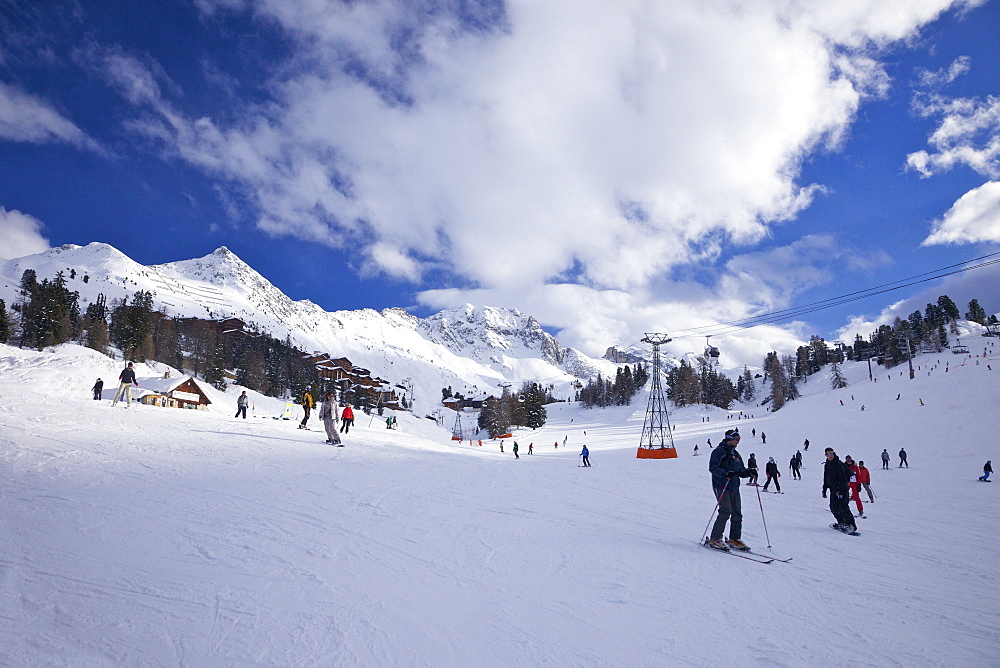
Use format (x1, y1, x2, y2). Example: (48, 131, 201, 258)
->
(698, 477, 731, 546)
(754, 482, 773, 549)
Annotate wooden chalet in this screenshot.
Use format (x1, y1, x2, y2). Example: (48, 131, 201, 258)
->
(135, 376, 213, 410)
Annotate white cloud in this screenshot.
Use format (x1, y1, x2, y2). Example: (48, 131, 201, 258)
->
(117, 0, 982, 355)
(0, 82, 98, 150)
(906, 91, 1000, 179)
(915, 55, 971, 88)
(923, 181, 1000, 245)
(0, 207, 51, 260)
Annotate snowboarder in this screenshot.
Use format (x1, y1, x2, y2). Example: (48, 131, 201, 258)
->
(236, 391, 249, 419)
(581, 445, 591, 467)
(513, 442, 519, 459)
(789, 454, 801, 480)
(881, 449, 891, 470)
(299, 386, 314, 429)
(803, 438, 809, 451)
(763, 457, 781, 492)
(844, 456, 864, 516)
(747, 453, 759, 486)
(112, 362, 138, 407)
(823, 447, 857, 533)
(707, 430, 754, 551)
(980, 461, 993, 482)
(857, 460, 874, 501)
(340, 404, 354, 433)
(320, 391, 342, 445)
(898, 448, 908, 468)
(92, 378, 103, 400)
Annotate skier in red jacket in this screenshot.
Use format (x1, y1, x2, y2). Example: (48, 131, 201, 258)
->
(857, 460, 874, 502)
(844, 456, 865, 516)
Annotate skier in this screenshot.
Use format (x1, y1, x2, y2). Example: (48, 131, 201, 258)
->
(340, 404, 354, 433)
(803, 438, 809, 451)
(857, 460, 874, 502)
(236, 391, 249, 419)
(795, 450, 803, 469)
(500, 441, 504, 453)
(386, 417, 392, 429)
(843, 456, 864, 516)
(752, 428, 756, 437)
(747, 453, 759, 486)
(898, 448, 908, 468)
(319, 391, 342, 445)
(92, 378, 103, 400)
(761, 432, 766, 444)
(693, 443, 700, 456)
(581, 445, 591, 467)
(513, 442, 519, 459)
(112, 362, 138, 407)
(528, 443, 533, 455)
(789, 454, 801, 480)
(707, 430, 754, 551)
(762, 457, 781, 492)
(980, 461, 993, 482)
(822, 448, 857, 534)
(299, 386, 314, 429)
(881, 449, 891, 470)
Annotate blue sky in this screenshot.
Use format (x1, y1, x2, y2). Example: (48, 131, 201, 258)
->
(1, 0, 997, 363)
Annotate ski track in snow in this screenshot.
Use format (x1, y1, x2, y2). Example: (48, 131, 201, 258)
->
(1, 342, 999, 665)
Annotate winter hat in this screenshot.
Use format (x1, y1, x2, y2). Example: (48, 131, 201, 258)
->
(768, 457, 775, 463)
(824, 447, 835, 453)
(845, 455, 854, 462)
(725, 429, 740, 440)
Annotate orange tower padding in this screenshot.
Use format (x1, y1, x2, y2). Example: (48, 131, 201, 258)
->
(637, 447, 677, 459)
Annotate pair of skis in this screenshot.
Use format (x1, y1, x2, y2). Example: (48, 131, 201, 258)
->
(699, 539, 793, 564)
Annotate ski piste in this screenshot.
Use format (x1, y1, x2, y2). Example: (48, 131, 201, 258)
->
(699, 540, 774, 564)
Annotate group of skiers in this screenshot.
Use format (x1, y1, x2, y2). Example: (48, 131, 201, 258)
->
(706, 427, 893, 551)
(295, 386, 355, 445)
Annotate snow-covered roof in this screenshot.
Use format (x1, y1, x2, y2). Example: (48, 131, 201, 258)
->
(136, 376, 206, 396)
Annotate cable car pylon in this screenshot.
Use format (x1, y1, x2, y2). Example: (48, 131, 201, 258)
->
(637, 333, 678, 459)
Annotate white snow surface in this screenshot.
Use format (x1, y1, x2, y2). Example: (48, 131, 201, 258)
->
(2, 340, 999, 665)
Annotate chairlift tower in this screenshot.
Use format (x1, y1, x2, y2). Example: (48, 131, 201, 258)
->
(637, 333, 677, 459)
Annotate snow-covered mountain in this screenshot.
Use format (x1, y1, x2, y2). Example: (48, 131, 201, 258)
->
(0, 243, 619, 410)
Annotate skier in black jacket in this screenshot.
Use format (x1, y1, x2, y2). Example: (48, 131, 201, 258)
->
(112, 362, 138, 407)
(823, 447, 857, 532)
(747, 453, 759, 486)
(707, 430, 754, 551)
(980, 461, 992, 482)
(763, 457, 781, 492)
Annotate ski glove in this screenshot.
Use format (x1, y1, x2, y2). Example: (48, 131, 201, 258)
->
(822, 490, 827, 498)
(726, 471, 737, 478)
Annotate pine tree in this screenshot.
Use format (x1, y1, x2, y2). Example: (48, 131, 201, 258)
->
(829, 361, 848, 389)
(966, 299, 987, 325)
(937, 295, 960, 322)
(0, 299, 8, 344)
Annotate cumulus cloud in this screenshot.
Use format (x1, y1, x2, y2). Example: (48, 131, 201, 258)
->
(923, 181, 1000, 245)
(102, 0, 985, 354)
(0, 207, 51, 260)
(0, 81, 99, 150)
(906, 81, 1000, 179)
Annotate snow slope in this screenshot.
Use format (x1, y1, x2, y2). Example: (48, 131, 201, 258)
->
(0, 244, 618, 412)
(1, 340, 998, 665)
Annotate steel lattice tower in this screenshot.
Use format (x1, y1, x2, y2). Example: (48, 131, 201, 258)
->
(638, 333, 677, 458)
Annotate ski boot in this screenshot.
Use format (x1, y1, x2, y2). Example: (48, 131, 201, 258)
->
(705, 538, 730, 552)
(726, 538, 751, 552)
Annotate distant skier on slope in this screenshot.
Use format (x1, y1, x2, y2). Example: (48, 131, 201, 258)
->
(881, 449, 891, 470)
(747, 453, 759, 486)
(298, 386, 314, 429)
(236, 391, 249, 419)
(580, 445, 590, 467)
(92, 378, 103, 400)
(823, 448, 857, 534)
(762, 457, 781, 492)
(857, 460, 874, 502)
(340, 404, 354, 433)
(980, 461, 993, 482)
(898, 448, 908, 468)
(112, 362, 138, 408)
(789, 454, 801, 480)
(707, 430, 754, 552)
(320, 391, 342, 445)
(844, 456, 864, 516)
